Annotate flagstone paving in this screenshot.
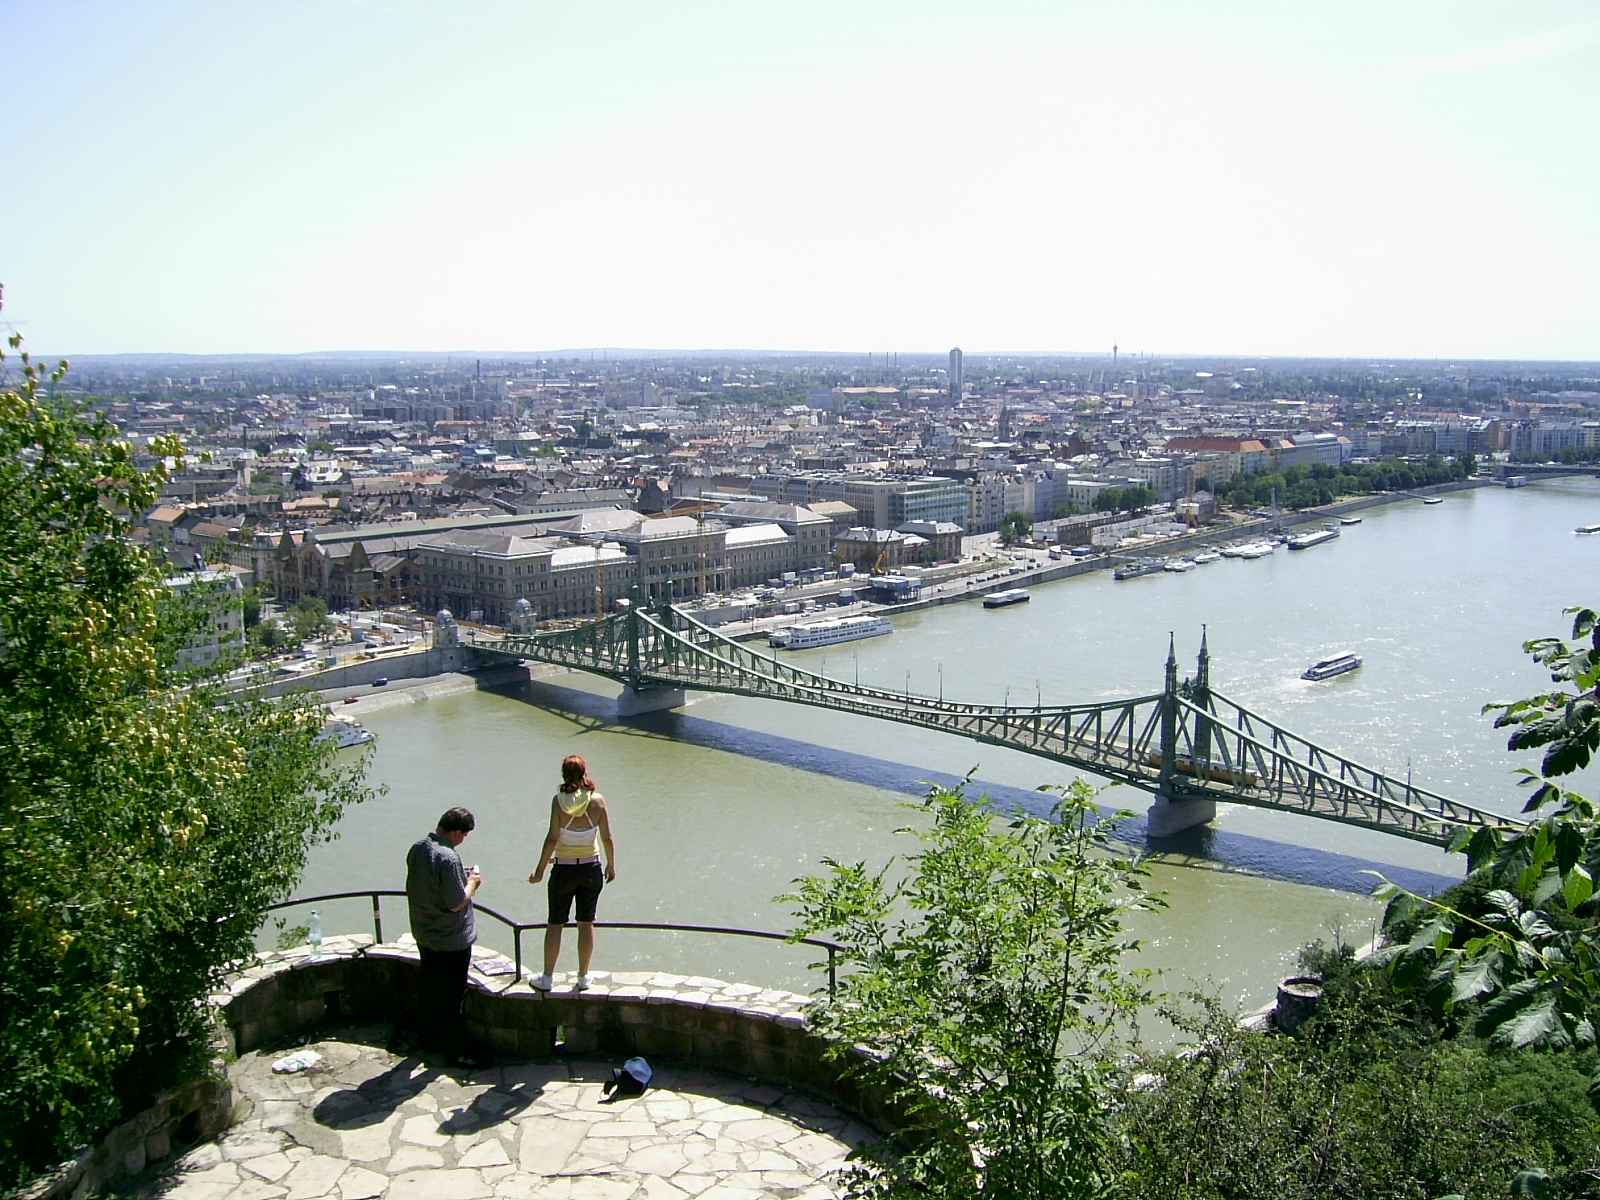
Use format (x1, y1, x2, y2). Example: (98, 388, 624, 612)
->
(121, 1026, 871, 1200)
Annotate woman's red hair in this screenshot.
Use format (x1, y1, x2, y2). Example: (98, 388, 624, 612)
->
(560, 755, 596, 793)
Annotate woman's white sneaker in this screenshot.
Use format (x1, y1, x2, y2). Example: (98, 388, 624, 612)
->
(576, 973, 594, 991)
(531, 972, 553, 991)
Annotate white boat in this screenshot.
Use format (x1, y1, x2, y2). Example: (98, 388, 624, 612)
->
(1301, 652, 1362, 681)
(319, 719, 375, 749)
(1113, 558, 1164, 580)
(1423, 496, 1443, 505)
(1192, 550, 1223, 564)
(1287, 525, 1340, 550)
(1235, 541, 1276, 559)
(770, 614, 893, 649)
(1163, 558, 1196, 573)
(1339, 515, 1363, 525)
(982, 588, 1031, 608)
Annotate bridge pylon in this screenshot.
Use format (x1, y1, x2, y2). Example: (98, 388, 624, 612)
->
(615, 584, 687, 715)
(1146, 633, 1218, 838)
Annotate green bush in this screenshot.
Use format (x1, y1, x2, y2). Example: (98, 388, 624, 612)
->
(0, 312, 374, 1188)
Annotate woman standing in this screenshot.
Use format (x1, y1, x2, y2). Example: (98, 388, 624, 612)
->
(528, 755, 616, 990)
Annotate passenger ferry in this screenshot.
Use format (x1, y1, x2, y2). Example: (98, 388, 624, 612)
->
(1235, 541, 1276, 559)
(982, 588, 1031, 608)
(1301, 652, 1363, 681)
(1163, 558, 1197, 572)
(769, 614, 893, 650)
(1192, 550, 1223, 564)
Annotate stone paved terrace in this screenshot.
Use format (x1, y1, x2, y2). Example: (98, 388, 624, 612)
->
(122, 1022, 869, 1200)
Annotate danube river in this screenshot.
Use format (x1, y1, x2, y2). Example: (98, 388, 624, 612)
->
(297, 477, 1600, 1011)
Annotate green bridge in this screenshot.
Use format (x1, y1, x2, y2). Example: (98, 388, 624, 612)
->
(467, 593, 1516, 847)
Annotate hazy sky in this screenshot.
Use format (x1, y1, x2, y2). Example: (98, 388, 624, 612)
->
(4, 1, 1598, 360)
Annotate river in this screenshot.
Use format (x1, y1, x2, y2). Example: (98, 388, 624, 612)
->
(295, 477, 1600, 1013)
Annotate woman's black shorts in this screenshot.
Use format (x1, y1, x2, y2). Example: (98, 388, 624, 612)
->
(548, 862, 604, 924)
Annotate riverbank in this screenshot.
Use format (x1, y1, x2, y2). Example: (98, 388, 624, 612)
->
(710, 477, 1497, 640)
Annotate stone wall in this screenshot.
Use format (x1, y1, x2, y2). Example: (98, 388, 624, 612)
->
(14, 1075, 233, 1200)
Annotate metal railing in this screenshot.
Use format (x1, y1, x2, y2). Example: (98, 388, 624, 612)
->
(265, 890, 843, 995)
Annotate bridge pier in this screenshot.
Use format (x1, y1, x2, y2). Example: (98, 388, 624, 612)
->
(1145, 795, 1217, 838)
(616, 686, 687, 716)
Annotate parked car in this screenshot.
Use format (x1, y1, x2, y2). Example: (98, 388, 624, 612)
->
(371, 677, 389, 687)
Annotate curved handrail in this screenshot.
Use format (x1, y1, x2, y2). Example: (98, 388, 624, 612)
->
(265, 890, 843, 994)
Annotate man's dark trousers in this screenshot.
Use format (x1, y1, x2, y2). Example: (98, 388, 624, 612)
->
(417, 946, 472, 1058)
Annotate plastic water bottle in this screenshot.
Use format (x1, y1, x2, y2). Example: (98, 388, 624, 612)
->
(308, 911, 323, 959)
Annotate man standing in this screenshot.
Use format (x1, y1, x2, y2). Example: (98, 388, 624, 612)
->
(405, 807, 484, 1068)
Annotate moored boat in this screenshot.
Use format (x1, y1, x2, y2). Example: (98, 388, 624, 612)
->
(770, 614, 893, 649)
(1301, 652, 1362, 681)
(1235, 541, 1276, 559)
(1192, 550, 1222, 564)
(1113, 558, 1164, 580)
(982, 588, 1031, 608)
(1287, 524, 1340, 550)
(319, 718, 375, 749)
(1163, 558, 1196, 572)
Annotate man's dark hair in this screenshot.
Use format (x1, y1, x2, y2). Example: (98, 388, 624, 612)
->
(437, 807, 476, 833)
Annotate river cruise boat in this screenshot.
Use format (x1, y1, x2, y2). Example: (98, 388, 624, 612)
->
(1423, 496, 1443, 505)
(1576, 523, 1600, 535)
(769, 614, 893, 650)
(1163, 558, 1197, 572)
(318, 718, 375, 749)
(1301, 652, 1363, 681)
(982, 588, 1031, 608)
(1235, 541, 1276, 559)
(1192, 550, 1223, 564)
(1113, 558, 1164, 580)
(1287, 525, 1340, 550)
(1339, 515, 1363, 524)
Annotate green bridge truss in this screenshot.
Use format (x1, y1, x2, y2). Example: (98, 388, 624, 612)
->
(470, 595, 1517, 847)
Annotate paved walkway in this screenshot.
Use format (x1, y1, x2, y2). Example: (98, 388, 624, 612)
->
(124, 1024, 869, 1200)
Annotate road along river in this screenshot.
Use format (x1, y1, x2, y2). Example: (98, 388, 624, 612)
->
(296, 477, 1600, 1013)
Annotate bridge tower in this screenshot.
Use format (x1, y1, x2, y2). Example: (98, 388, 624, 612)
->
(1145, 633, 1219, 838)
(615, 583, 688, 716)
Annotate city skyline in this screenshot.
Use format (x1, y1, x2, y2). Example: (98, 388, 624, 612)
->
(5, 1, 1599, 362)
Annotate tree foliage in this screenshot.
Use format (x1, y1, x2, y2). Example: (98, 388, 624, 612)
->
(785, 780, 1163, 1199)
(1212, 455, 1470, 512)
(1372, 606, 1600, 1074)
(997, 510, 1032, 546)
(1114, 990, 1600, 1200)
(0, 296, 374, 1187)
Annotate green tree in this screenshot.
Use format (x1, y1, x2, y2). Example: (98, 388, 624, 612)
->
(1372, 606, 1600, 1066)
(288, 595, 332, 644)
(998, 510, 1032, 546)
(0, 299, 374, 1188)
(786, 780, 1163, 1198)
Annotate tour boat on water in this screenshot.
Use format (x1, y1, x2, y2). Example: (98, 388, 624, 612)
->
(1301, 652, 1363, 682)
(770, 614, 893, 649)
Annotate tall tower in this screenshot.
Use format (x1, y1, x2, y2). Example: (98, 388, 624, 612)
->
(948, 347, 963, 401)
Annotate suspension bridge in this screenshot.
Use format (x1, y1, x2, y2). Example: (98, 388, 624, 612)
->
(467, 591, 1517, 847)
